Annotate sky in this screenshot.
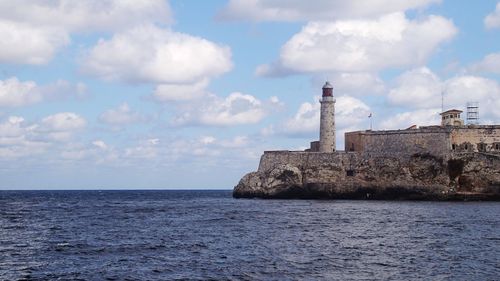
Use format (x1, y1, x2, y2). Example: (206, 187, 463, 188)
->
(1, 0, 500, 189)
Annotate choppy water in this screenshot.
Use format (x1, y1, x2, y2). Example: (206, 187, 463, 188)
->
(0, 190, 499, 280)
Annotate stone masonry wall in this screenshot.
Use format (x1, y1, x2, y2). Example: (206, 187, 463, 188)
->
(345, 126, 500, 155)
(451, 126, 500, 152)
(258, 150, 448, 189)
(345, 128, 451, 156)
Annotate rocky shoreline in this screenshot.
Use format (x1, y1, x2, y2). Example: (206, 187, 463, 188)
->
(233, 151, 500, 201)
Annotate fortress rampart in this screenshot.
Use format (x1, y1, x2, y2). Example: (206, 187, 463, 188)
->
(233, 81, 500, 200)
(235, 149, 500, 200)
(345, 125, 500, 155)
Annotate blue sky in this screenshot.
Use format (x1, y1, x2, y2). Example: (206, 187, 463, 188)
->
(1, 0, 500, 189)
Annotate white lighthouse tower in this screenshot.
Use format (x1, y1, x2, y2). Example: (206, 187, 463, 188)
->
(319, 81, 336, 152)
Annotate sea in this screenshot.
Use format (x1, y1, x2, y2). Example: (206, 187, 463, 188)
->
(0, 190, 499, 281)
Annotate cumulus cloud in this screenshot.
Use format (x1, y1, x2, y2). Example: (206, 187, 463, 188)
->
(92, 140, 108, 150)
(40, 80, 88, 101)
(99, 103, 145, 126)
(0, 0, 172, 32)
(484, 2, 500, 29)
(444, 76, 500, 121)
(0, 0, 172, 65)
(388, 67, 442, 109)
(283, 95, 370, 136)
(0, 77, 41, 107)
(124, 138, 161, 159)
(390, 68, 500, 113)
(118, 134, 261, 166)
(218, 0, 440, 22)
(386, 68, 500, 124)
(380, 108, 441, 130)
(172, 93, 280, 126)
(0, 116, 47, 158)
(0, 20, 69, 65)
(469, 52, 500, 74)
(82, 24, 232, 84)
(283, 100, 320, 136)
(39, 112, 86, 132)
(153, 79, 209, 102)
(0, 112, 86, 158)
(0, 116, 34, 144)
(313, 72, 386, 96)
(258, 13, 457, 76)
(0, 77, 87, 107)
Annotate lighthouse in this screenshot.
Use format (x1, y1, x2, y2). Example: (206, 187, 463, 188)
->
(319, 81, 336, 152)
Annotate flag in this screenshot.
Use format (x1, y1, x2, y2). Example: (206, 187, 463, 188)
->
(368, 113, 372, 118)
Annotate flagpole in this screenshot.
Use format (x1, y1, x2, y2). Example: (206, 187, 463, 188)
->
(369, 113, 372, 130)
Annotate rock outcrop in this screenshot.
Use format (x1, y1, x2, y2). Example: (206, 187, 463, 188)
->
(233, 151, 500, 200)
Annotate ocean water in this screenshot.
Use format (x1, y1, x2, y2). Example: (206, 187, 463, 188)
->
(0, 190, 499, 281)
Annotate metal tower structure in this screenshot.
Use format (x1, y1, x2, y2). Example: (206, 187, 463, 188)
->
(466, 102, 479, 125)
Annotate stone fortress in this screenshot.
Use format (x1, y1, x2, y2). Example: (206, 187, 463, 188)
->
(233, 82, 500, 200)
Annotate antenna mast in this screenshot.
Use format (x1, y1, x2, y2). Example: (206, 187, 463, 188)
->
(441, 91, 444, 113)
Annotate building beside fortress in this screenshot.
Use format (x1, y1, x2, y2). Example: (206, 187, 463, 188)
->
(233, 81, 500, 200)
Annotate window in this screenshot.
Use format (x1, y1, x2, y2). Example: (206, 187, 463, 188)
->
(464, 144, 468, 150)
(496, 144, 500, 150)
(452, 144, 456, 150)
(346, 170, 355, 177)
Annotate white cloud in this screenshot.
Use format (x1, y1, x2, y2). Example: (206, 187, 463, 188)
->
(0, 0, 172, 32)
(172, 92, 278, 126)
(40, 112, 86, 132)
(0, 113, 87, 158)
(313, 72, 386, 96)
(283, 99, 320, 136)
(40, 80, 88, 101)
(124, 138, 160, 159)
(218, 0, 440, 22)
(219, 136, 249, 148)
(82, 24, 233, 84)
(0, 112, 115, 160)
(258, 13, 457, 75)
(99, 103, 145, 126)
(0, 77, 41, 107)
(0, 116, 35, 145)
(153, 79, 209, 102)
(283, 95, 370, 136)
(444, 76, 500, 120)
(386, 68, 500, 123)
(484, 2, 500, 29)
(469, 52, 500, 74)
(380, 108, 441, 130)
(0, 20, 69, 65)
(388, 67, 442, 109)
(92, 140, 108, 150)
(0, 0, 172, 65)
(200, 136, 216, 145)
(0, 77, 87, 107)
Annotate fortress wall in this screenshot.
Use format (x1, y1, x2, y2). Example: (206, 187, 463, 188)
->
(451, 126, 500, 152)
(345, 129, 451, 156)
(258, 151, 356, 173)
(235, 149, 500, 200)
(345, 132, 365, 151)
(255, 150, 453, 190)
